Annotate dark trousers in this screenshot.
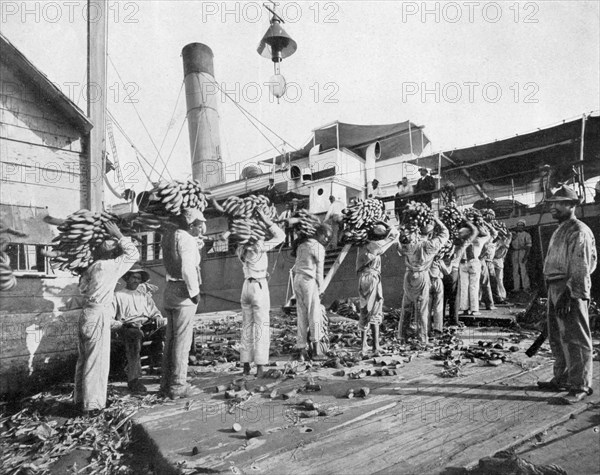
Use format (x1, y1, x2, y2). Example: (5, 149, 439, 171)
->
(443, 269, 459, 324)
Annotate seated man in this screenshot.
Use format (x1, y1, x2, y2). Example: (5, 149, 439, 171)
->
(114, 266, 167, 393)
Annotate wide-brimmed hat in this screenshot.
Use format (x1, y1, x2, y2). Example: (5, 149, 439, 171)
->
(418, 167, 428, 172)
(546, 185, 581, 203)
(123, 265, 150, 283)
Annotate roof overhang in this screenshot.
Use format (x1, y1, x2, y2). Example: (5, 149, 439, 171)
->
(0, 33, 93, 135)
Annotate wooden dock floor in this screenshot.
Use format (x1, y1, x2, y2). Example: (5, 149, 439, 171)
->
(131, 318, 599, 475)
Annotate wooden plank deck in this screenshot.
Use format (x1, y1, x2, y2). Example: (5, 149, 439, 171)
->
(132, 331, 599, 475)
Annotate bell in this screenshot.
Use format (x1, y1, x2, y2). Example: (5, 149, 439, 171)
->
(257, 18, 297, 63)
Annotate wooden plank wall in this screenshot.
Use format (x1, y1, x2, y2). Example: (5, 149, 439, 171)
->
(0, 62, 89, 397)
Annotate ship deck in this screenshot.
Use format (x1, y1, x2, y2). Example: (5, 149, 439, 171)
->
(126, 308, 600, 475)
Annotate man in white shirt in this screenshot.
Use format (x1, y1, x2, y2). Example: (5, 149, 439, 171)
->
(160, 208, 205, 399)
(324, 196, 345, 249)
(75, 221, 139, 415)
(235, 209, 285, 377)
(114, 267, 167, 393)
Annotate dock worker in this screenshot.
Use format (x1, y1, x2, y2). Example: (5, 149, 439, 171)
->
(540, 185, 596, 404)
(292, 223, 332, 361)
(397, 217, 449, 343)
(511, 219, 532, 293)
(479, 218, 499, 311)
(414, 168, 436, 208)
(324, 196, 345, 249)
(458, 217, 490, 316)
(356, 222, 399, 354)
(492, 225, 512, 304)
(113, 266, 167, 393)
(160, 208, 205, 399)
(74, 221, 139, 416)
(444, 221, 478, 325)
(235, 208, 285, 378)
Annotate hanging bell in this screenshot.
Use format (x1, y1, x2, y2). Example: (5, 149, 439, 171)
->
(257, 18, 297, 63)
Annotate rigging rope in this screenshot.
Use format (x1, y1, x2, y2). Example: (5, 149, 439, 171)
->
(107, 54, 174, 180)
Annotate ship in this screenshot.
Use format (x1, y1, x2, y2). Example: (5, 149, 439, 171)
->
(1, 6, 599, 397)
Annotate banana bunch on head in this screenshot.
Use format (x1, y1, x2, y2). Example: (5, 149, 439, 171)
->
(481, 208, 496, 222)
(440, 203, 465, 245)
(293, 209, 321, 239)
(139, 179, 208, 217)
(399, 201, 434, 234)
(464, 208, 484, 227)
(48, 209, 119, 275)
(221, 194, 278, 245)
(491, 219, 508, 234)
(342, 198, 388, 244)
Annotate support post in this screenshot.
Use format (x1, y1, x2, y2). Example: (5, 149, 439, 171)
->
(87, 0, 107, 212)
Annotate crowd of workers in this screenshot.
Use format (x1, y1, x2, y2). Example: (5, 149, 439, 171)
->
(72, 183, 596, 416)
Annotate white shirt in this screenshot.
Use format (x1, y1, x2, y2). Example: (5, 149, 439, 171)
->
(79, 237, 139, 305)
(236, 225, 285, 279)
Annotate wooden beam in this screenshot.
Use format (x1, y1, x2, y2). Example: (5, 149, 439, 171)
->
(87, 0, 107, 212)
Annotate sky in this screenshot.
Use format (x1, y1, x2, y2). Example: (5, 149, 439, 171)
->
(1, 1, 599, 202)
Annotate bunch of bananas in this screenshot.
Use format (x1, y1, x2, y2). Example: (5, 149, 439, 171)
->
(222, 194, 274, 219)
(221, 195, 278, 245)
(342, 198, 388, 244)
(440, 204, 464, 232)
(399, 201, 434, 233)
(49, 209, 119, 274)
(293, 209, 321, 239)
(481, 208, 496, 222)
(491, 219, 508, 234)
(464, 208, 484, 227)
(439, 203, 464, 256)
(0, 252, 16, 292)
(139, 179, 208, 217)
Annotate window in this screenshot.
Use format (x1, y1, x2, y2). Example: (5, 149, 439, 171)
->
(139, 232, 163, 263)
(5, 243, 51, 276)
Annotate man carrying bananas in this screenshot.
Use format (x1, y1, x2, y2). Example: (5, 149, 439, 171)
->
(291, 223, 332, 360)
(397, 217, 449, 343)
(160, 208, 205, 399)
(356, 223, 399, 354)
(113, 266, 167, 393)
(231, 208, 285, 378)
(75, 221, 139, 416)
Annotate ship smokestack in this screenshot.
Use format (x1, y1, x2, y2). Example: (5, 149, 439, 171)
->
(182, 43, 223, 188)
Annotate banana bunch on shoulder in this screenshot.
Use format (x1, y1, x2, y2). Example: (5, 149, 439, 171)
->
(48, 209, 119, 275)
(139, 179, 208, 217)
(221, 194, 278, 244)
(0, 258, 16, 291)
(399, 201, 434, 233)
(0, 221, 29, 291)
(342, 198, 388, 244)
(0, 244, 16, 291)
(292, 209, 320, 239)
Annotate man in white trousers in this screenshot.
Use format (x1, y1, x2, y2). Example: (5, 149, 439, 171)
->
(235, 209, 285, 378)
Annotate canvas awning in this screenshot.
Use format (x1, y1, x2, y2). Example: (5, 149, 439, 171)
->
(263, 121, 430, 165)
(408, 115, 600, 188)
